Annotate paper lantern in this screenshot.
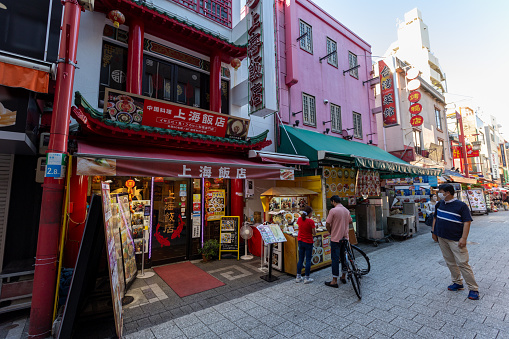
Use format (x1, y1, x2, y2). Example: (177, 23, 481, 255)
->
(108, 10, 125, 28)
(230, 58, 241, 70)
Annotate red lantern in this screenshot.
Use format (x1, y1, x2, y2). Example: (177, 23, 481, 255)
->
(230, 58, 241, 70)
(108, 10, 125, 28)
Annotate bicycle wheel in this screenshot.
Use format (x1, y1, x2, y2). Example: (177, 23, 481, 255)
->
(346, 251, 362, 299)
(351, 245, 370, 275)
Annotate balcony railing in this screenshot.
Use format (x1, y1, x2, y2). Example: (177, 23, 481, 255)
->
(170, 0, 232, 28)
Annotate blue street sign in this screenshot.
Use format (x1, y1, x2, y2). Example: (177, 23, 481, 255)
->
(45, 164, 63, 178)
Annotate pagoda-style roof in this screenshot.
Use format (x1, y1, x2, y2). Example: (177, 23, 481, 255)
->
(71, 92, 271, 154)
(94, 0, 246, 63)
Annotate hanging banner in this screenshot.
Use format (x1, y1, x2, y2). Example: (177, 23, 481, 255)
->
(466, 145, 480, 158)
(452, 146, 463, 159)
(378, 60, 398, 127)
(104, 88, 250, 140)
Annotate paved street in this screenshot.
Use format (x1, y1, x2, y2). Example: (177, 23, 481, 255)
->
(122, 212, 509, 339)
(1, 212, 509, 338)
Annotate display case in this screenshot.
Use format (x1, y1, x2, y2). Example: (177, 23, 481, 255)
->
(283, 230, 332, 276)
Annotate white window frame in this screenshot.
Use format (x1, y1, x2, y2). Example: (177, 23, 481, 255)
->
(330, 103, 341, 132)
(413, 129, 423, 155)
(435, 107, 442, 130)
(353, 112, 362, 138)
(299, 20, 313, 54)
(348, 51, 358, 79)
(302, 93, 316, 127)
(326, 37, 337, 67)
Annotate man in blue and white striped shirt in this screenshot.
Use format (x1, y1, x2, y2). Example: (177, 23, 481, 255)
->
(432, 183, 479, 300)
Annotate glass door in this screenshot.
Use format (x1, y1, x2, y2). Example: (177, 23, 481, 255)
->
(151, 178, 190, 264)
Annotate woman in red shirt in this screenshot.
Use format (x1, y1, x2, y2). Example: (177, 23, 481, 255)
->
(296, 205, 316, 283)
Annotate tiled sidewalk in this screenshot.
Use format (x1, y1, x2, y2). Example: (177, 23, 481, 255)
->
(123, 212, 509, 339)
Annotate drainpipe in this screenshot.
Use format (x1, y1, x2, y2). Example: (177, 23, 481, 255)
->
(28, 1, 81, 338)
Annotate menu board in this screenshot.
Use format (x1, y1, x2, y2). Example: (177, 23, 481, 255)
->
(257, 224, 287, 245)
(219, 216, 240, 252)
(100, 183, 123, 338)
(356, 169, 381, 197)
(323, 166, 357, 199)
(131, 200, 151, 254)
(116, 194, 137, 285)
(466, 189, 487, 213)
(310, 233, 332, 266)
(206, 189, 226, 221)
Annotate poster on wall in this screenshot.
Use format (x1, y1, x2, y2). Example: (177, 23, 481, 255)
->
(206, 189, 225, 221)
(323, 166, 357, 199)
(100, 182, 123, 338)
(104, 88, 250, 140)
(131, 200, 150, 254)
(356, 170, 381, 197)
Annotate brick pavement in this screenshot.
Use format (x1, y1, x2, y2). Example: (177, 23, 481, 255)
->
(122, 212, 509, 339)
(1, 212, 508, 338)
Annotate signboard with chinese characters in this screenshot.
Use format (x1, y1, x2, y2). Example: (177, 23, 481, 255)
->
(206, 189, 226, 221)
(466, 145, 480, 158)
(408, 91, 421, 103)
(219, 216, 240, 257)
(104, 88, 249, 140)
(409, 103, 423, 115)
(491, 152, 499, 180)
(379, 60, 398, 127)
(452, 146, 462, 159)
(410, 115, 423, 127)
(246, 0, 278, 117)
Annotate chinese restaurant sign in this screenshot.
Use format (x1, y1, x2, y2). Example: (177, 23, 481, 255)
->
(452, 146, 462, 159)
(104, 88, 249, 140)
(246, 0, 277, 117)
(410, 115, 423, 127)
(466, 145, 480, 158)
(379, 60, 398, 127)
(408, 91, 421, 103)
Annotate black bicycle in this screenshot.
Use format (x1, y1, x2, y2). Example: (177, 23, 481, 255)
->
(341, 239, 370, 299)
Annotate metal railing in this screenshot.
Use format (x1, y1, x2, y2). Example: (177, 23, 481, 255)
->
(170, 0, 232, 28)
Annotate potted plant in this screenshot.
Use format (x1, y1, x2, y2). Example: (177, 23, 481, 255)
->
(199, 239, 219, 262)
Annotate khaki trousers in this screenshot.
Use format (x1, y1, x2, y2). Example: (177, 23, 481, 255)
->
(438, 236, 478, 291)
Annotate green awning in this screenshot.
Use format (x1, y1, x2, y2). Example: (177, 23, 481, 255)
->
(279, 125, 442, 176)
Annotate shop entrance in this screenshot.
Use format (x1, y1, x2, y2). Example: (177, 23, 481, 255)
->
(151, 178, 190, 264)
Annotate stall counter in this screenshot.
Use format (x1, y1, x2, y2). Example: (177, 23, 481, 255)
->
(283, 228, 357, 276)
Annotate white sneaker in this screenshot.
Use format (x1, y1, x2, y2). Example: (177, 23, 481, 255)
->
(304, 277, 314, 284)
(295, 276, 303, 283)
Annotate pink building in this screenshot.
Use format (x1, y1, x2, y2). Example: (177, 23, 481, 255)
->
(276, 0, 377, 145)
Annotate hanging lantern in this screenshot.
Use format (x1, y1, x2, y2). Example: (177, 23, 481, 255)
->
(108, 10, 125, 28)
(230, 58, 241, 70)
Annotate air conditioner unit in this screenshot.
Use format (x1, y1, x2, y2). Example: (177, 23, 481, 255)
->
(39, 132, 50, 154)
(36, 157, 46, 183)
(78, 0, 94, 11)
(245, 179, 254, 198)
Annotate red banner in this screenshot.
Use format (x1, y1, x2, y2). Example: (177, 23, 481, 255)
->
(408, 91, 421, 103)
(466, 145, 480, 157)
(409, 103, 423, 115)
(410, 115, 423, 127)
(452, 146, 463, 159)
(104, 89, 250, 140)
(379, 61, 398, 127)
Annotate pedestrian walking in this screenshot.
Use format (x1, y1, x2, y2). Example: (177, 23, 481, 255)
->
(324, 195, 352, 288)
(295, 205, 316, 283)
(432, 183, 480, 300)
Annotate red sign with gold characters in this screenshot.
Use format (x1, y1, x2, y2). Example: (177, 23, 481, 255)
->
(409, 103, 423, 115)
(452, 146, 463, 159)
(410, 115, 423, 127)
(104, 89, 250, 140)
(379, 60, 398, 127)
(408, 91, 421, 103)
(466, 145, 480, 158)
(125, 179, 135, 188)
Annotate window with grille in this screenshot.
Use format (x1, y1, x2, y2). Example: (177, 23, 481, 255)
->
(353, 112, 362, 138)
(330, 104, 341, 132)
(302, 93, 316, 126)
(348, 52, 358, 79)
(299, 20, 313, 53)
(326, 38, 337, 67)
(435, 108, 442, 130)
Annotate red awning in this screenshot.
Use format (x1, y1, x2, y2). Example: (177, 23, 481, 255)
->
(248, 150, 309, 165)
(76, 142, 294, 180)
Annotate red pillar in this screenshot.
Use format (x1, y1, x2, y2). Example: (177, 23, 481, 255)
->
(231, 179, 244, 226)
(210, 51, 222, 113)
(63, 160, 88, 268)
(127, 18, 144, 95)
(458, 111, 469, 178)
(29, 1, 81, 337)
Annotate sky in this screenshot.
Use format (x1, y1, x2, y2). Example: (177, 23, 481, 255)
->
(312, 0, 509, 139)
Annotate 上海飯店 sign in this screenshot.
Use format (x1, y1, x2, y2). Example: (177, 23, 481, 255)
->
(104, 88, 250, 140)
